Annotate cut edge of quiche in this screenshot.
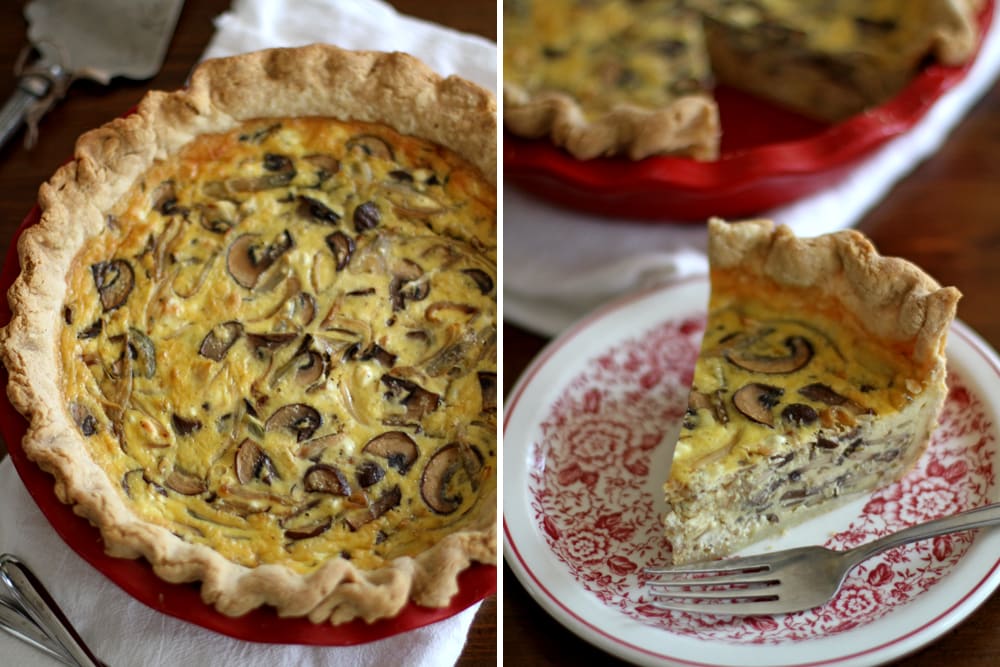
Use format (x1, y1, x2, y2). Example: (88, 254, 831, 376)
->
(0, 45, 496, 624)
(663, 218, 961, 565)
(503, 0, 981, 161)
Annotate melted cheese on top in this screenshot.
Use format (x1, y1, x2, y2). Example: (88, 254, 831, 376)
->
(60, 118, 496, 572)
(671, 269, 924, 484)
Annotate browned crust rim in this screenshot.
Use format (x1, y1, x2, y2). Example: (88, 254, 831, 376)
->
(0, 44, 497, 625)
(707, 218, 961, 371)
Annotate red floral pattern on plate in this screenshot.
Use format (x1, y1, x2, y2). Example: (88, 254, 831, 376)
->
(528, 316, 995, 644)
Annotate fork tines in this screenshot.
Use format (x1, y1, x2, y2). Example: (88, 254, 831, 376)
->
(644, 561, 782, 615)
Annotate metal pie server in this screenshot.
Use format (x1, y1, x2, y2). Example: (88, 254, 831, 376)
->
(0, 0, 185, 151)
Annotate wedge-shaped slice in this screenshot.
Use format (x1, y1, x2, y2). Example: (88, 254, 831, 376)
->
(663, 219, 960, 564)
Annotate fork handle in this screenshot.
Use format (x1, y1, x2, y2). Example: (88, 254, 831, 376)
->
(845, 501, 1000, 566)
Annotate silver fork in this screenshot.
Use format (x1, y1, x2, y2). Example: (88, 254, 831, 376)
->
(645, 501, 1000, 616)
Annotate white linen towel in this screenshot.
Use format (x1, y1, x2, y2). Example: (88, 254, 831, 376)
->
(0, 1, 497, 665)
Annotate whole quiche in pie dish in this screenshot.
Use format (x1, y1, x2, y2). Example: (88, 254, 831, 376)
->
(0, 45, 497, 624)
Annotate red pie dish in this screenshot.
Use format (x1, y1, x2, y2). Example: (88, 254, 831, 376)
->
(0, 205, 496, 647)
(504, 2, 994, 222)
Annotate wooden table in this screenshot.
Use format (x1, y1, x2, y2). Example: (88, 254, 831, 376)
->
(0, 1, 496, 664)
(503, 56, 1000, 667)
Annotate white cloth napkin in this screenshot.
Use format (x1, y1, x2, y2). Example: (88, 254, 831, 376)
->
(505, 6, 1000, 337)
(0, 1, 496, 665)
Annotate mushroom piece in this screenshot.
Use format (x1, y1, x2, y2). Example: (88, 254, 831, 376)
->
(688, 389, 729, 425)
(353, 201, 381, 232)
(235, 438, 276, 484)
(171, 414, 202, 437)
(127, 328, 157, 379)
(284, 518, 332, 541)
(356, 461, 385, 488)
(297, 195, 341, 224)
(798, 383, 872, 414)
(226, 230, 294, 289)
(462, 268, 494, 295)
(732, 383, 784, 427)
(303, 463, 351, 495)
(380, 375, 440, 421)
(246, 331, 297, 355)
(77, 319, 103, 340)
(199, 321, 244, 361)
(164, 469, 208, 496)
(265, 403, 322, 442)
(303, 153, 340, 180)
(69, 403, 98, 437)
(151, 180, 184, 215)
(420, 443, 467, 514)
(478, 372, 497, 413)
(359, 343, 397, 368)
(362, 431, 419, 474)
(389, 260, 430, 311)
(91, 259, 135, 311)
(726, 335, 814, 374)
(346, 134, 394, 160)
(292, 292, 318, 327)
(781, 403, 819, 426)
(325, 231, 355, 271)
(345, 485, 401, 531)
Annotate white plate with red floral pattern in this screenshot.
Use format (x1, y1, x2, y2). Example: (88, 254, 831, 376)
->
(503, 277, 1000, 667)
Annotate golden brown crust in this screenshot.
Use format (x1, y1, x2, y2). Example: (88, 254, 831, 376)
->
(503, 84, 720, 160)
(0, 45, 496, 625)
(707, 218, 961, 370)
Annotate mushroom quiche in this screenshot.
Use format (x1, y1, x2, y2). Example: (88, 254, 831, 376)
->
(664, 219, 960, 564)
(503, 0, 980, 160)
(0, 45, 497, 624)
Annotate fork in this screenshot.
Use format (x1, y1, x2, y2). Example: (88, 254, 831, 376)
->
(644, 501, 1000, 616)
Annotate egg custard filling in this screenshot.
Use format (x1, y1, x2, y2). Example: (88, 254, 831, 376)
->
(60, 116, 495, 572)
(664, 219, 960, 564)
(1, 45, 497, 624)
(503, 0, 980, 160)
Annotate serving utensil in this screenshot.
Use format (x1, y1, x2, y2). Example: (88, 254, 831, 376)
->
(0, 0, 185, 151)
(645, 502, 1000, 616)
(0, 554, 106, 666)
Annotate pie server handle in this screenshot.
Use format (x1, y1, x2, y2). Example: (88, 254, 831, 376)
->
(0, 555, 105, 667)
(0, 61, 69, 151)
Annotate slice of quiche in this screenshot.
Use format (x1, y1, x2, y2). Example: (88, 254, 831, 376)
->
(664, 218, 960, 564)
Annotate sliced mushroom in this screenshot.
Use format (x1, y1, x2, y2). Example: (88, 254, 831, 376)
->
(688, 389, 729, 425)
(732, 383, 784, 427)
(382, 182, 445, 217)
(358, 343, 397, 367)
(263, 153, 293, 172)
(199, 321, 244, 361)
(304, 153, 340, 180)
(164, 469, 208, 496)
(226, 231, 294, 289)
(77, 319, 103, 340)
(781, 403, 819, 426)
(297, 195, 341, 224)
(726, 335, 813, 374)
(420, 443, 467, 514)
(70, 402, 98, 436)
(265, 403, 321, 442)
(380, 375, 440, 421)
(284, 518, 332, 541)
(798, 383, 872, 414)
(353, 201, 381, 232)
(171, 414, 202, 437)
(345, 485, 401, 531)
(127, 328, 157, 378)
(389, 261, 430, 311)
(292, 292, 318, 326)
(91, 259, 135, 311)
(462, 268, 494, 295)
(151, 180, 183, 215)
(234, 438, 276, 484)
(303, 463, 351, 495)
(245, 331, 297, 355)
(325, 231, 355, 270)
(362, 431, 419, 474)
(346, 134, 394, 160)
(356, 461, 385, 488)
(478, 372, 497, 413)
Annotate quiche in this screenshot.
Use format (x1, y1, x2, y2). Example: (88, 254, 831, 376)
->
(0, 45, 497, 624)
(664, 219, 960, 564)
(503, 0, 981, 160)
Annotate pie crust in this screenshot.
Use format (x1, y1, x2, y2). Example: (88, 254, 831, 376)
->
(663, 219, 960, 564)
(504, 0, 981, 160)
(0, 45, 497, 624)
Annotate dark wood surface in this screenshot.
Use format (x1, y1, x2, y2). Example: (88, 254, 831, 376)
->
(503, 57, 1000, 667)
(0, 1, 496, 664)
